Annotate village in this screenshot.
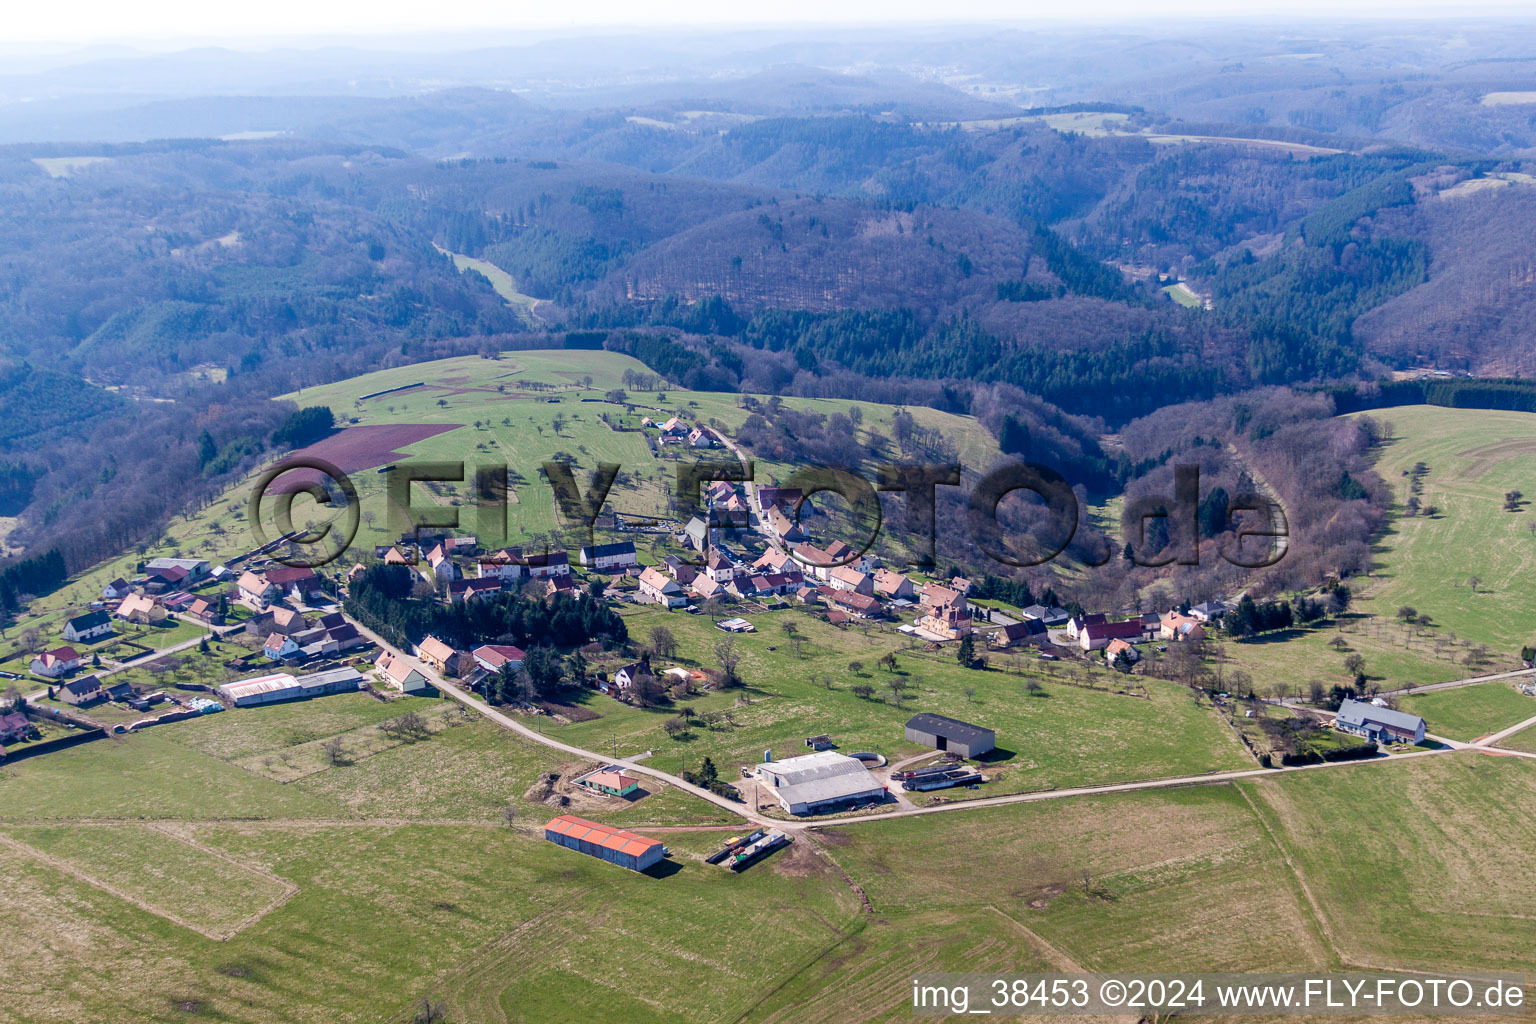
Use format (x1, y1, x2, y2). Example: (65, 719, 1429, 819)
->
(0, 412, 1454, 881)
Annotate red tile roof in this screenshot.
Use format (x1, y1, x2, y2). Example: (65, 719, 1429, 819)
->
(545, 815, 661, 858)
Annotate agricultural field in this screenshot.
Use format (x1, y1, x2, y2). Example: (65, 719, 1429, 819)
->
(1396, 680, 1536, 743)
(1242, 753, 1536, 974)
(546, 604, 1254, 804)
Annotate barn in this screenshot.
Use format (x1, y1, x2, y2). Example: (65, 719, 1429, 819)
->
(904, 713, 996, 758)
(543, 815, 666, 872)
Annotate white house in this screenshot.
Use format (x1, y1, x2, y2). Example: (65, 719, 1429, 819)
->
(375, 650, 431, 694)
(638, 567, 687, 608)
(30, 646, 81, 678)
(578, 541, 639, 572)
(62, 611, 113, 643)
(262, 633, 300, 660)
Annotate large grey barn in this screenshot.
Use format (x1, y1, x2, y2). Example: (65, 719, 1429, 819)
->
(904, 713, 996, 758)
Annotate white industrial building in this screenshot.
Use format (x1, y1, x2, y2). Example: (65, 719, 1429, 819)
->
(216, 667, 364, 707)
(755, 750, 886, 815)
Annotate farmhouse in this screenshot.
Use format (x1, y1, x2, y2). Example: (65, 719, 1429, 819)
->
(828, 565, 874, 595)
(610, 658, 652, 694)
(755, 751, 886, 815)
(101, 578, 131, 600)
(236, 570, 279, 607)
(423, 544, 458, 585)
(763, 507, 805, 542)
(1064, 613, 1106, 640)
(752, 549, 797, 575)
(638, 567, 687, 608)
(415, 636, 460, 674)
(473, 644, 526, 674)
(904, 712, 996, 758)
(1104, 637, 1141, 664)
(262, 633, 300, 661)
(1079, 619, 1145, 652)
(705, 551, 737, 583)
(873, 569, 915, 601)
(375, 650, 431, 694)
(1159, 611, 1206, 642)
(524, 550, 570, 579)
(114, 593, 166, 625)
(576, 766, 641, 797)
(578, 541, 639, 572)
(1336, 699, 1426, 745)
(30, 646, 81, 678)
(268, 607, 309, 635)
(185, 597, 224, 625)
(1189, 600, 1231, 623)
(58, 675, 105, 705)
(477, 550, 526, 581)
(544, 815, 666, 872)
(827, 589, 882, 619)
(991, 619, 1045, 648)
(62, 610, 113, 643)
(448, 577, 503, 604)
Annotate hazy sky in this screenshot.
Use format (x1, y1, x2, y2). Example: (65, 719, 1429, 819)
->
(5, 0, 1527, 45)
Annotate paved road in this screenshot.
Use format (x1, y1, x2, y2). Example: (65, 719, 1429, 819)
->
(342, 613, 1536, 835)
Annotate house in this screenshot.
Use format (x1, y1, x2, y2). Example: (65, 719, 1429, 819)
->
(1079, 619, 1146, 652)
(478, 549, 526, 581)
(58, 675, 105, 705)
(658, 417, 689, 440)
(524, 550, 570, 579)
(102, 680, 134, 703)
(262, 633, 300, 661)
(576, 766, 641, 797)
(829, 589, 883, 619)
(448, 577, 503, 604)
(1336, 699, 1425, 745)
(705, 551, 737, 584)
(101, 578, 131, 600)
(423, 544, 458, 585)
(322, 622, 365, 652)
(578, 541, 639, 572)
(268, 566, 325, 604)
(416, 636, 460, 674)
(792, 543, 836, 581)
(1064, 613, 1107, 641)
(611, 658, 653, 694)
(383, 546, 413, 565)
(62, 610, 112, 643)
(690, 575, 724, 601)
(794, 585, 822, 606)
(376, 650, 431, 694)
(662, 555, 697, 581)
(686, 426, 716, 448)
(1104, 637, 1141, 664)
(544, 575, 575, 598)
(755, 751, 886, 815)
(905, 713, 996, 758)
(544, 815, 665, 872)
(30, 646, 81, 678)
(828, 565, 873, 595)
(1020, 604, 1071, 627)
(991, 619, 1046, 648)
(752, 549, 797, 575)
(763, 507, 806, 542)
(114, 593, 166, 625)
(236, 571, 279, 607)
(916, 584, 971, 640)
(185, 597, 224, 626)
(269, 607, 310, 636)
(473, 644, 526, 675)
(1159, 611, 1207, 643)
(145, 557, 210, 581)
(0, 712, 36, 744)
(638, 567, 687, 608)
(873, 569, 916, 601)
(1189, 600, 1231, 623)
(756, 486, 803, 514)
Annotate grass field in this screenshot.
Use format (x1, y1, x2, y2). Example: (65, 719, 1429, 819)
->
(1243, 753, 1536, 973)
(1396, 680, 1536, 742)
(545, 605, 1254, 805)
(1351, 406, 1536, 654)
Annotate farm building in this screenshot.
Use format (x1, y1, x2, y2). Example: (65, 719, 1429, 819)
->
(543, 815, 666, 872)
(904, 713, 996, 758)
(415, 636, 460, 673)
(145, 557, 210, 581)
(576, 766, 641, 797)
(1336, 699, 1426, 745)
(62, 610, 113, 643)
(115, 593, 167, 625)
(755, 750, 886, 815)
(216, 668, 364, 707)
